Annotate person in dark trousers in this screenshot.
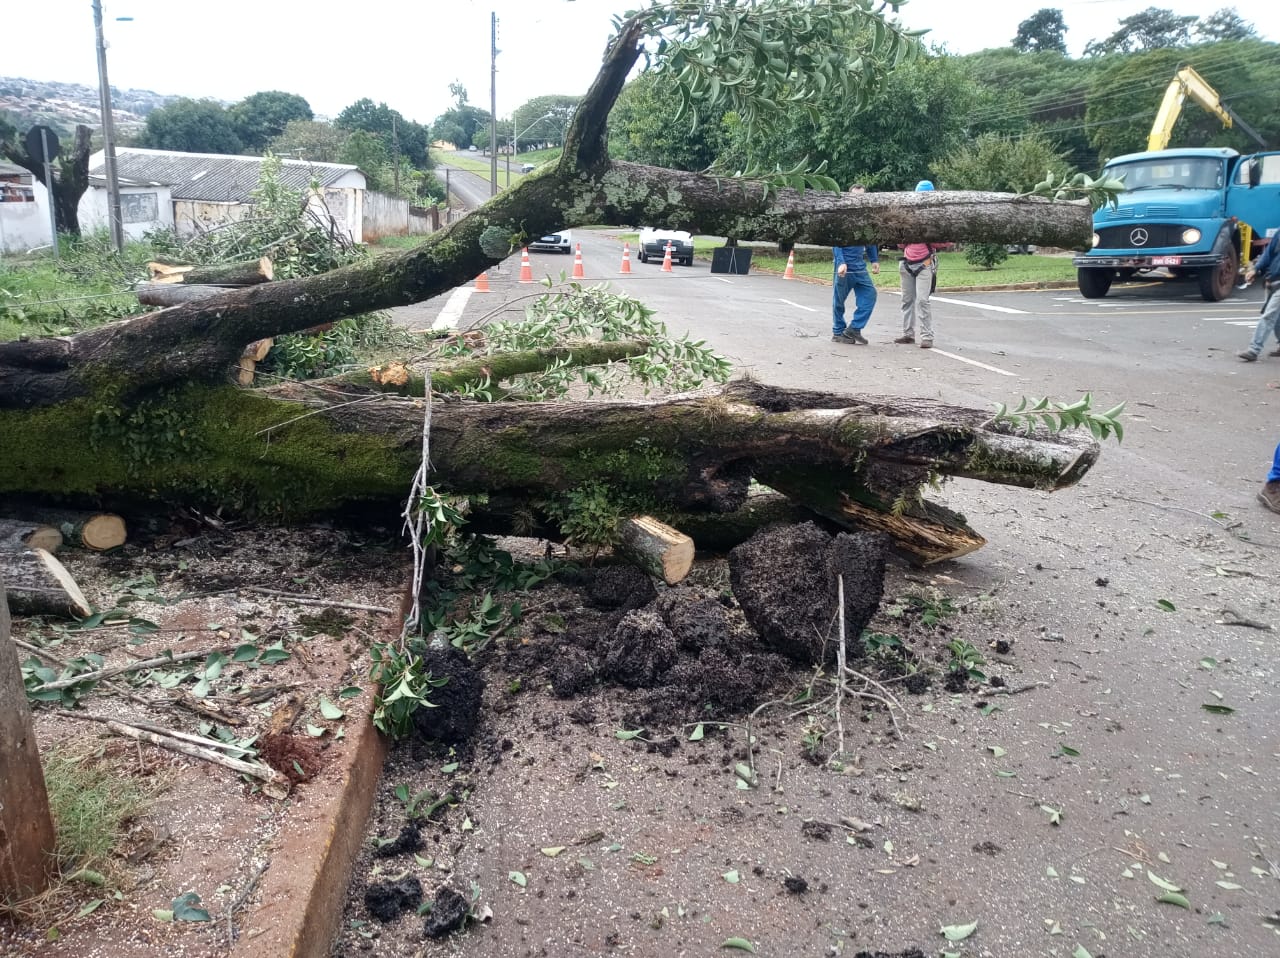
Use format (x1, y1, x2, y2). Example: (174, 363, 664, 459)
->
(1238, 230, 1280, 361)
(1260, 442, 1280, 513)
(831, 185, 879, 345)
(896, 180, 939, 348)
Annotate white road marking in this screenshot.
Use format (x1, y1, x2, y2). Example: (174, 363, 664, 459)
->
(929, 296, 1028, 315)
(882, 289, 1027, 314)
(780, 298, 817, 312)
(431, 286, 475, 330)
(714, 276, 734, 284)
(1198, 316, 1262, 322)
(929, 348, 1017, 376)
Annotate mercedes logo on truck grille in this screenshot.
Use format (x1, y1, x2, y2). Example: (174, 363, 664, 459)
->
(1130, 228, 1149, 246)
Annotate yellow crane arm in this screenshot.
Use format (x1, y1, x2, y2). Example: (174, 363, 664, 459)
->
(1148, 66, 1234, 152)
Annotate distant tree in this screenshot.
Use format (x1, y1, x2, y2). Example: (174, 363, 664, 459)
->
(267, 119, 349, 164)
(1084, 6, 1197, 56)
(0, 120, 93, 234)
(334, 98, 431, 168)
(1195, 8, 1257, 42)
(1012, 9, 1067, 54)
(339, 129, 389, 175)
(228, 91, 313, 153)
(138, 98, 242, 154)
(607, 72, 728, 171)
(432, 120, 467, 150)
(931, 132, 1072, 193)
(510, 95, 580, 150)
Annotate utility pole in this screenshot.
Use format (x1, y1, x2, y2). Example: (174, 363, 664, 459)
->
(391, 114, 401, 196)
(490, 11, 499, 196)
(92, 0, 124, 252)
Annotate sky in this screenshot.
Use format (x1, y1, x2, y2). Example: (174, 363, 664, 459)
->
(8, 1, 1277, 125)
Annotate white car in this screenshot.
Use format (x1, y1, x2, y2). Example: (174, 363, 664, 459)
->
(528, 230, 573, 254)
(638, 227, 694, 266)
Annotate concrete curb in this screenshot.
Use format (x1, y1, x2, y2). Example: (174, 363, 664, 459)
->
(231, 704, 389, 958)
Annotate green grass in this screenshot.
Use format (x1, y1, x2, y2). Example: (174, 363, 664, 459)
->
(431, 147, 562, 190)
(43, 748, 158, 876)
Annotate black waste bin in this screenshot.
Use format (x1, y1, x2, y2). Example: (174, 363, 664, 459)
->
(710, 247, 752, 275)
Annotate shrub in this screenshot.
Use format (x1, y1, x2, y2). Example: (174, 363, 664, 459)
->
(964, 243, 1008, 270)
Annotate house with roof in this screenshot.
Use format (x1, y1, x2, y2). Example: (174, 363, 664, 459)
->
(80, 148, 367, 244)
(0, 161, 54, 253)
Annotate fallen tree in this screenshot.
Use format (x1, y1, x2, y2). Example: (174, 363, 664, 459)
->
(0, 4, 1106, 564)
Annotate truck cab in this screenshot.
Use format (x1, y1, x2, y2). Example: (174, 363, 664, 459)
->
(1072, 147, 1280, 301)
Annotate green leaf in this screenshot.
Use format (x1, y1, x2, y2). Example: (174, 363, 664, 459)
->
(722, 869, 741, 884)
(338, 685, 363, 699)
(1040, 805, 1063, 825)
(987, 745, 1006, 758)
(152, 909, 174, 922)
(394, 783, 410, 802)
(940, 920, 978, 941)
(689, 723, 705, 741)
(1201, 703, 1235, 715)
(541, 846, 566, 857)
(1059, 744, 1080, 757)
(232, 644, 259, 663)
(76, 899, 104, 919)
(67, 868, 106, 886)
(1156, 599, 1176, 612)
(171, 892, 211, 922)
(509, 871, 527, 887)
(615, 728, 645, 740)
(1156, 891, 1191, 909)
(319, 696, 344, 720)
(1146, 871, 1182, 893)
(305, 724, 326, 737)
(1073, 946, 1094, 958)
(721, 938, 756, 953)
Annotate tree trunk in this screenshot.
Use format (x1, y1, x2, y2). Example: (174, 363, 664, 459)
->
(0, 519, 62, 553)
(1, 124, 92, 236)
(137, 284, 242, 307)
(147, 257, 275, 286)
(0, 380, 1097, 563)
(2, 509, 126, 551)
(1, 548, 92, 618)
(0, 577, 58, 899)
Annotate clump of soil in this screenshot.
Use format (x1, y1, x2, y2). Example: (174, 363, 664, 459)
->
(903, 672, 931, 694)
(363, 876, 423, 921)
(582, 564, 657, 611)
(783, 875, 809, 894)
(729, 524, 887, 665)
(297, 607, 355, 636)
(371, 822, 423, 859)
(653, 588, 733, 652)
(599, 609, 678, 686)
(943, 668, 969, 693)
(422, 886, 469, 939)
(259, 731, 327, 783)
(410, 645, 485, 746)
(800, 819, 833, 841)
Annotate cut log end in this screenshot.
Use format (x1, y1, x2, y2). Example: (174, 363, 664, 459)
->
(618, 516, 695, 585)
(2, 548, 92, 619)
(0, 519, 63, 553)
(78, 514, 127, 552)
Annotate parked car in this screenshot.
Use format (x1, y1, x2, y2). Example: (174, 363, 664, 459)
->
(467, 145, 478, 152)
(638, 227, 694, 266)
(528, 230, 573, 254)
(520, 163, 536, 174)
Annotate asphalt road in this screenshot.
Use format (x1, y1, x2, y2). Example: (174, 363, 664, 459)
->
(393, 228, 1280, 954)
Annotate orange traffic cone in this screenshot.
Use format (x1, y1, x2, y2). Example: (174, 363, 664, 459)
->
(572, 243, 585, 279)
(619, 243, 632, 274)
(474, 271, 490, 292)
(518, 247, 534, 284)
(782, 249, 796, 280)
(660, 242, 674, 273)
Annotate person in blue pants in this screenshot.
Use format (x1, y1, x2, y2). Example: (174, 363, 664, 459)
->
(1261, 442, 1280, 513)
(831, 184, 879, 345)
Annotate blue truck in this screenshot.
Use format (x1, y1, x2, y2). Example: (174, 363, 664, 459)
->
(1072, 147, 1280, 301)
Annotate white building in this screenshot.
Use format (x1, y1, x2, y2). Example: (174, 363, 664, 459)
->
(80, 148, 367, 244)
(0, 162, 54, 254)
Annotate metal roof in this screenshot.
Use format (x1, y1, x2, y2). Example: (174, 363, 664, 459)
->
(88, 148, 363, 203)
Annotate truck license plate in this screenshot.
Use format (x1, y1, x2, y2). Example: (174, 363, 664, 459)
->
(1152, 255, 1182, 266)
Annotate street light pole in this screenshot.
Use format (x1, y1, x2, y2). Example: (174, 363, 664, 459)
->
(92, 0, 124, 252)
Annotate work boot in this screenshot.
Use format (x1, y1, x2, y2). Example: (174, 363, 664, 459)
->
(1269, 344, 1280, 357)
(1237, 349, 1258, 362)
(919, 340, 933, 349)
(894, 334, 915, 344)
(1260, 480, 1280, 515)
(840, 330, 869, 345)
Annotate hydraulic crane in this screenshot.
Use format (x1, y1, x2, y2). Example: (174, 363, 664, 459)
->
(1148, 66, 1267, 152)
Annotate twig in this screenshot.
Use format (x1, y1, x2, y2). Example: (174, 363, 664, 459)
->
(830, 574, 847, 763)
(1218, 609, 1273, 631)
(419, 792, 456, 821)
(985, 681, 1049, 696)
(31, 645, 228, 693)
(226, 860, 269, 946)
(840, 665, 908, 739)
(1110, 495, 1280, 549)
(254, 394, 381, 437)
(56, 711, 290, 797)
(14, 637, 156, 707)
(242, 587, 393, 614)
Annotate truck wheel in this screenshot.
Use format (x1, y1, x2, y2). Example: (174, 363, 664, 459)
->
(1077, 268, 1112, 299)
(1198, 246, 1238, 302)
(637, 250, 647, 263)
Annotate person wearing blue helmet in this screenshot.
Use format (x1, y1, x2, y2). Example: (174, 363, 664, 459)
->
(896, 180, 939, 348)
(831, 184, 880, 345)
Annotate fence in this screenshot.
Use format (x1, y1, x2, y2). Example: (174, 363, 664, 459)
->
(362, 191, 442, 243)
